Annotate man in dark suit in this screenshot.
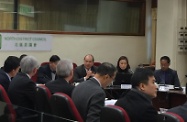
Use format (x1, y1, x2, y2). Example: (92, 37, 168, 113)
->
(115, 68, 158, 122)
(0, 56, 20, 92)
(167, 101, 187, 121)
(37, 55, 60, 84)
(73, 54, 97, 83)
(154, 56, 180, 87)
(72, 62, 116, 122)
(19, 54, 27, 72)
(45, 59, 75, 97)
(8, 56, 39, 119)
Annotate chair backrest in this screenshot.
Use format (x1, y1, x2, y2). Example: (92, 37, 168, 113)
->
(35, 84, 51, 113)
(73, 62, 77, 69)
(50, 92, 83, 122)
(158, 112, 184, 122)
(69, 63, 77, 83)
(41, 62, 49, 66)
(32, 62, 49, 82)
(100, 105, 130, 122)
(0, 85, 16, 122)
(31, 70, 38, 82)
(94, 62, 101, 67)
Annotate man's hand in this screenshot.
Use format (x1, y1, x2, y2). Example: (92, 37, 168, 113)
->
(85, 70, 94, 79)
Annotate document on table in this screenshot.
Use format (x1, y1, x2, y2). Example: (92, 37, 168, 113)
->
(105, 99, 117, 106)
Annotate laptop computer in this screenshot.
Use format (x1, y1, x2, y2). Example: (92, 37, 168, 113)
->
(113, 72, 133, 85)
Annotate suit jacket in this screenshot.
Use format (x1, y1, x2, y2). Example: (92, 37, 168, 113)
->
(167, 101, 187, 121)
(72, 78, 105, 122)
(115, 89, 158, 122)
(154, 68, 180, 87)
(37, 64, 57, 84)
(73, 64, 97, 83)
(45, 77, 75, 97)
(0, 69, 11, 92)
(8, 72, 36, 116)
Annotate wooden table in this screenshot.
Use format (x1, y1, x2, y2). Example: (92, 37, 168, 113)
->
(104, 86, 187, 111)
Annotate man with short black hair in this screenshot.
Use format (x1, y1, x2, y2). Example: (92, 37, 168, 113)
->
(72, 62, 116, 122)
(45, 59, 75, 97)
(154, 56, 180, 87)
(115, 68, 158, 122)
(73, 54, 97, 83)
(0, 56, 20, 92)
(37, 55, 60, 84)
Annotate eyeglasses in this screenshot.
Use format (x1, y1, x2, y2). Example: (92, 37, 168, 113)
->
(108, 74, 115, 80)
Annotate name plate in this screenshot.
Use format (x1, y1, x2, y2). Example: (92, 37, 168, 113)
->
(121, 84, 132, 89)
(158, 84, 174, 91)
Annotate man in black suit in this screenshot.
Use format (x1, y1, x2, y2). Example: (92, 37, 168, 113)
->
(0, 56, 20, 92)
(45, 59, 75, 97)
(37, 55, 60, 84)
(154, 56, 180, 87)
(73, 54, 97, 83)
(72, 62, 116, 122)
(19, 54, 27, 72)
(8, 56, 39, 119)
(115, 68, 158, 122)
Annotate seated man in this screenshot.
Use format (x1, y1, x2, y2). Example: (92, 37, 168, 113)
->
(73, 54, 97, 83)
(72, 62, 116, 122)
(19, 54, 27, 72)
(115, 68, 158, 122)
(167, 101, 187, 121)
(37, 55, 60, 84)
(8, 56, 39, 118)
(154, 56, 180, 87)
(0, 56, 20, 92)
(45, 59, 75, 97)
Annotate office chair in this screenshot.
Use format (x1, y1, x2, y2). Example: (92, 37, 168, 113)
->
(0, 85, 16, 122)
(69, 62, 77, 84)
(73, 62, 77, 69)
(35, 84, 52, 113)
(94, 62, 101, 67)
(31, 70, 38, 82)
(157, 112, 184, 122)
(41, 62, 49, 66)
(100, 105, 130, 122)
(50, 92, 83, 122)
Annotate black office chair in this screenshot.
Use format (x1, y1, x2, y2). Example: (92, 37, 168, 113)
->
(0, 85, 16, 122)
(50, 92, 83, 122)
(100, 105, 130, 122)
(157, 112, 184, 122)
(35, 84, 52, 113)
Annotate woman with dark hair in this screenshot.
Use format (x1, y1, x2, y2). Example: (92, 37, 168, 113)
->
(113, 56, 133, 85)
(116, 56, 131, 72)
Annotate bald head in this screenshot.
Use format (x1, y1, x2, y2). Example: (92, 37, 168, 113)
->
(84, 54, 94, 69)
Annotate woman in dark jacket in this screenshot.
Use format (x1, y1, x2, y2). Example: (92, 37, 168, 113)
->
(113, 56, 133, 85)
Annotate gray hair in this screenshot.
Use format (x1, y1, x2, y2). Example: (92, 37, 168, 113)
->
(20, 56, 39, 74)
(56, 59, 73, 78)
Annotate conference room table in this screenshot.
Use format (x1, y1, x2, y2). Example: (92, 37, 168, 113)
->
(104, 85, 187, 111)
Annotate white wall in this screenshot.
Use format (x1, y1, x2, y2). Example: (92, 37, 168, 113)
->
(0, 34, 147, 71)
(156, 0, 187, 86)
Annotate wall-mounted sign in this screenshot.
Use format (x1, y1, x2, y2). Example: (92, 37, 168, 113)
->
(19, 4, 34, 18)
(0, 2, 34, 17)
(0, 33, 52, 51)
